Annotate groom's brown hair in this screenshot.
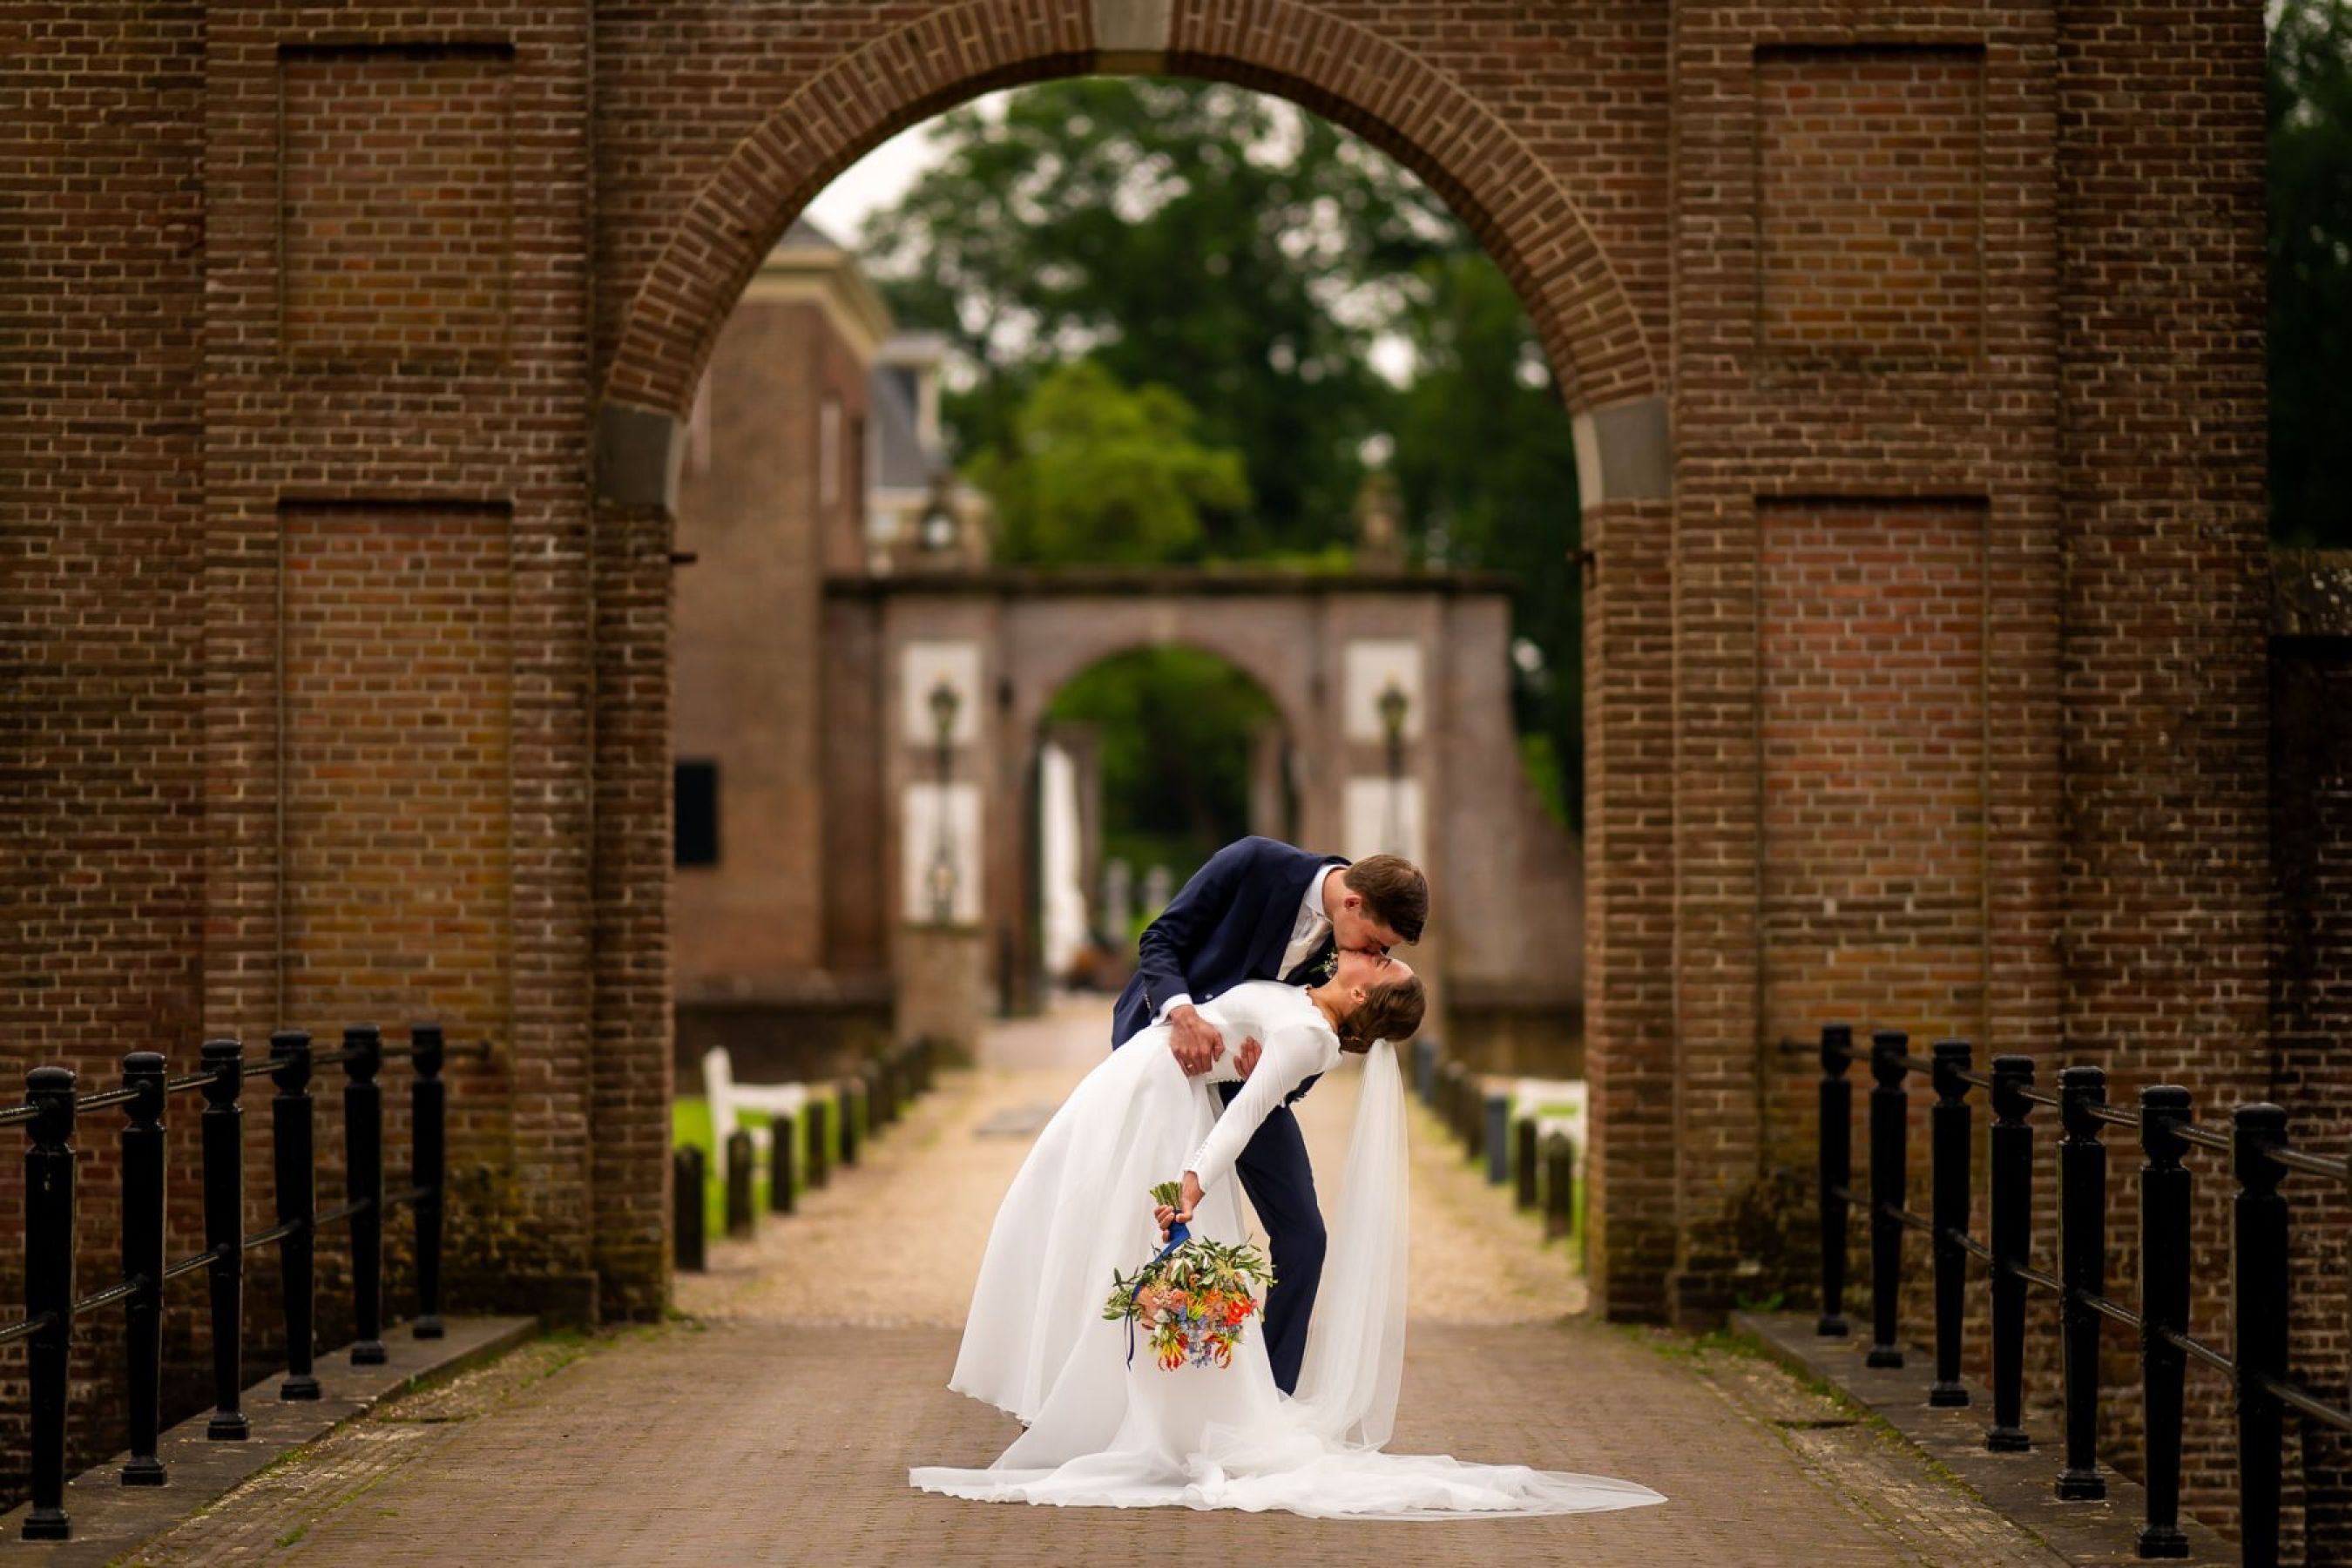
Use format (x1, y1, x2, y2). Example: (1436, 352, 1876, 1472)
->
(1343, 855, 1428, 944)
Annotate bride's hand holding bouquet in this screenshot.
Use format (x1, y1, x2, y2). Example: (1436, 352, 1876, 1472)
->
(1105, 1179, 1274, 1371)
(1150, 1171, 1206, 1242)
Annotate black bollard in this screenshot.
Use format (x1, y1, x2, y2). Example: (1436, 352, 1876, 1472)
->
(200, 1039, 249, 1440)
(807, 1095, 831, 1190)
(674, 1146, 707, 1273)
(271, 1031, 321, 1400)
(1817, 1024, 1853, 1337)
(1515, 1116, 1538, 1211)
(343, 1024, 386, 1367)
(1865, 1031, 1909, 1369)
(22, 1066, 77, 1539)
(1927, 1040, 1972, 1406)
(1484, 1094, 1511, 1186)
(839, 1079, 862, 1169)
(2135, 1085, 2193, 1558)
(409, 1023, 447, 1340)
(2232, 1104, 2289, 1568)
(1984, 1054, 2034, 1451)
(1414, 1038, 1436, 1104)
(1544, 1132, 1575, 1242)
(727, 1128, 756, 1240)
(769, 1112, 795, 1215)
(121, 1051, 168, 1484)
(2055, 1064, 2107, 1497)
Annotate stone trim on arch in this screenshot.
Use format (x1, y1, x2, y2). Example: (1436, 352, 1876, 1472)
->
(596, 0, 1663, 503)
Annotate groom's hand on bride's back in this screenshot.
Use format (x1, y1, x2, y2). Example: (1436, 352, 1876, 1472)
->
(1166, 1004, 1225, 1075)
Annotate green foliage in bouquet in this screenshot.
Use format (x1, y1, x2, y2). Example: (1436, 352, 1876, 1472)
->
(1104, 1181, 1278, 1369)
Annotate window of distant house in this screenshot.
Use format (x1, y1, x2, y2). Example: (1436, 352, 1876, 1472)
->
(675, 760, 720, 868)
(819, 395, 842, 509)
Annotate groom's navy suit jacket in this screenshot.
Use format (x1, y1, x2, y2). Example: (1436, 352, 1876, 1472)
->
(1110, 835, 1348, 1102)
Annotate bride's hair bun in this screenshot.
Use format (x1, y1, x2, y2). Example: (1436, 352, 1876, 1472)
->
(1337, 973, 1426, 1055)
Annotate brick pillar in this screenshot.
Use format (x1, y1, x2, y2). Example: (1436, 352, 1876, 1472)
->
(592, 501, 679, 1321)
(2054, 1, 2271, 1541)
(1581, 494, 1677, 1321)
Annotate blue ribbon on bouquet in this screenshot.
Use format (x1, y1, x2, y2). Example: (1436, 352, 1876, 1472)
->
(1125, 1218, 1192, 1368)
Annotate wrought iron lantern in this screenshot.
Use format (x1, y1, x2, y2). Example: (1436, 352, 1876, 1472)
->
(927, 676, 961, 922)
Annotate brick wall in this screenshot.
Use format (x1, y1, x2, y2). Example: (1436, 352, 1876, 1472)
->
(1, 0, 2281, 1537)
(1759, 498, 1990, 1170)
(2054, 0, 2272, 1542)
(0, 0, 209, 1501)
(672, 298, 868, 993)
(2271, 554, 2352, 1563)
(278, 46, 515, 368)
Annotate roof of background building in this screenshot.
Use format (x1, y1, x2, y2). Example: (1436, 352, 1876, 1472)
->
(870, 335, 941, 491)
(767, 219, 948, 494)
(777, 215, 845, 253)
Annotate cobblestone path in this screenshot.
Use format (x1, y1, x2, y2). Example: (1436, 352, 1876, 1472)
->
(133, 1002, 2065, 1566)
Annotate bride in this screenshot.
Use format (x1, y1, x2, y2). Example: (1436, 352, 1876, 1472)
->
(909, 950, 1666, 1519)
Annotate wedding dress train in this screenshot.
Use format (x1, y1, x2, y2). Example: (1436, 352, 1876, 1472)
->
(909, 982, 1665, 1520)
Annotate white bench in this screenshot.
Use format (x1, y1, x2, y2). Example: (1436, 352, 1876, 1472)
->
(702, 1046, 812, 1159)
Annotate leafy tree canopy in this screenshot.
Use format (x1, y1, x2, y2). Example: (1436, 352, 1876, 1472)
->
(860, 77, 1456, 558)
(969, 359, 1250, 565)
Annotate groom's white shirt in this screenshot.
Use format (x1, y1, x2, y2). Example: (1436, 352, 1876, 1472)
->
(1152, 864, 1338, 1024)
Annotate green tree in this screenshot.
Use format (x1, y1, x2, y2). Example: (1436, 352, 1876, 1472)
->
(970, 360, 1250, 564)
(858, 77, 1587, 826)
(2270, 0, 2352, 544)
(859, 78, 1453, 556)
(1390, 250, 1585, 829)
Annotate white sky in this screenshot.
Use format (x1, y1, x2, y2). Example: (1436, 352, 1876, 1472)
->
(804, 95, 1010, 246)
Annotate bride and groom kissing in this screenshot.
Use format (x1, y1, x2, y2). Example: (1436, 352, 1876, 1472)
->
(910, 835, 1664, 1520)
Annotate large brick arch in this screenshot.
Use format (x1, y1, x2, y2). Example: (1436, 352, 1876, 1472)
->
(589, 0, 1678, 1326)
(598, 0, 1659, 437)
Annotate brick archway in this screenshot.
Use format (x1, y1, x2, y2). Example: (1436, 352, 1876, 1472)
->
(591, 0, 1678, 1321)
(596, 0, 1660, 442)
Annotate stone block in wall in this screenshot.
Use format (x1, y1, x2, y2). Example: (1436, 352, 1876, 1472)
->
(895, 923, 988, 1064)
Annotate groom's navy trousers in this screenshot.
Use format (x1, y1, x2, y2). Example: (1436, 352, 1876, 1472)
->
(1111, 835, 1346, 1396)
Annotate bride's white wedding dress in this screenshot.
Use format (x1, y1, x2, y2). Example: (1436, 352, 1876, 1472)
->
(909, 981, 1665, 1520)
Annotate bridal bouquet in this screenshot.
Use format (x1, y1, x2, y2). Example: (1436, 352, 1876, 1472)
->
(1102, 1181, 1276, 1370)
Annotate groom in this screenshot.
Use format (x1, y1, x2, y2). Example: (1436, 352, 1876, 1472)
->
(1111, 836, 1429, 1394)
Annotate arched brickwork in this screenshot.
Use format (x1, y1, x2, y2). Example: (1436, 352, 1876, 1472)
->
(588, 0, 1678, 1333)
(598, 0, 1658, 431)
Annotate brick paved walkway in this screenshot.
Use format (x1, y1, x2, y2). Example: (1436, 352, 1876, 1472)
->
(134, 1002, 2066, 1565)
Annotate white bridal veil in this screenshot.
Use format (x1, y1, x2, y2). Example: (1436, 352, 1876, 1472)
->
(1288, 1036, 1410, 1449)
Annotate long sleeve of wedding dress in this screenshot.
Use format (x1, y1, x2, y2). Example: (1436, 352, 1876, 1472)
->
(1183, 1022, 1334, 1198)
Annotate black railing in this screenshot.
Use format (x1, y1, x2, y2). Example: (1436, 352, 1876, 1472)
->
(3, 1021, 483, 1542)
(1809, 1022, 2351, 1567)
